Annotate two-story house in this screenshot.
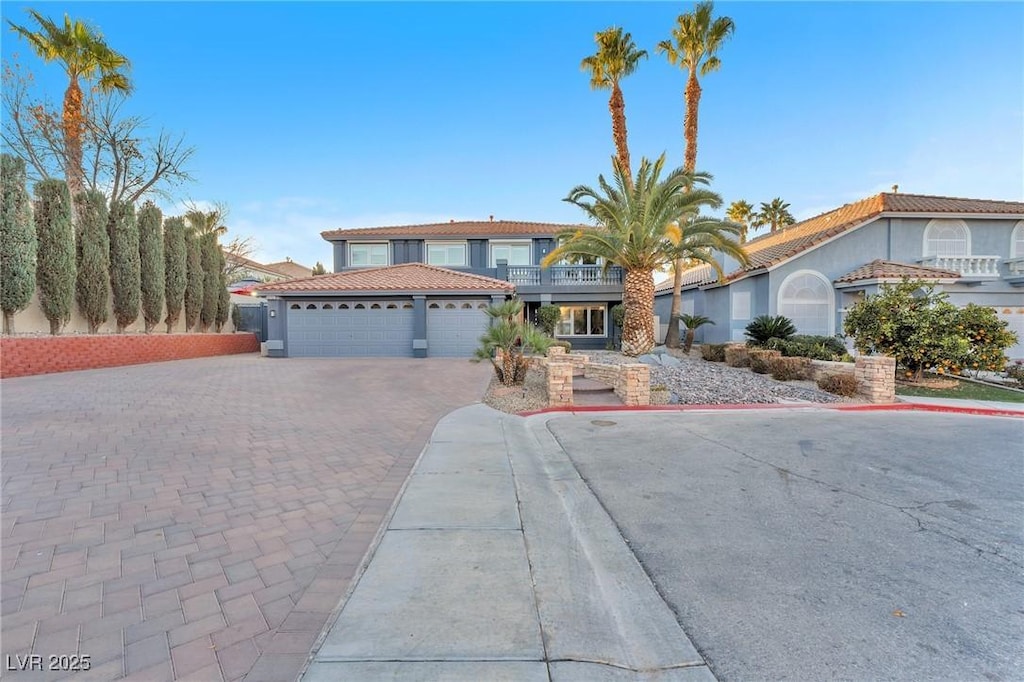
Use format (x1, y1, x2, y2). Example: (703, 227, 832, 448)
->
(653, 193, 1024, 359)
(255, 219, 624, 357)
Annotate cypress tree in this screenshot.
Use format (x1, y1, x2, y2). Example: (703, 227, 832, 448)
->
(0, 154, 36, 334)
(109, 200, 141, 333)
(184, 230, 203, 331)
(215, 249, 230, 332)
(163, 216, 186, 333)
(138, 201, 165, 333)
(34, 179, 75, 335)
(75, 190, 110, 333)
(199, 232, 219, 332)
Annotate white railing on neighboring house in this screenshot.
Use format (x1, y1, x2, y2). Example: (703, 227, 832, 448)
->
(919, 255, 1001, 278)
(1005, 257, 1024, 277)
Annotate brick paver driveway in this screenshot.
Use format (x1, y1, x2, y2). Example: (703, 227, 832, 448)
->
(1, 355, 492, 681)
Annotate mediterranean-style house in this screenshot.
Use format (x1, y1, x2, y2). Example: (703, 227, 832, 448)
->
(653, 193, 1024, 359)
(255, 219, 624, 357)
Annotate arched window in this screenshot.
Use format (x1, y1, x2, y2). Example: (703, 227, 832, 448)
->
(428, 303, 440, 309)
(1012, 221, 1024, 258)
(339, 303, 350, 309)
(402, 303, 414, 309)
(370, 303, 381, 309)
(461, 302, 473, 309)
(354, 303, 365, 309)
(305, 303, 317, 310)
(290, 303, 300, 309)
(322, 303, 333, 310)
(445, 303, 456, 309)
(386, 303, 397, 309)
(923, 219, 970, 257)
(778, 270, 833, 336)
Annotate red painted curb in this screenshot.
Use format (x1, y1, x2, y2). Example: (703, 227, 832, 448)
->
(517, 402, 1023, 419)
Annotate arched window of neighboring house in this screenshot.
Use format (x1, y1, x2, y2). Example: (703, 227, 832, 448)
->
(923, 219, 970, 257)
(778, 270, 833, 336)
(1011, 221, 1024, 258)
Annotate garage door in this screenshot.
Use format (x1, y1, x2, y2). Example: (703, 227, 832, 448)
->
(287, 301, 415, 357)
(427, 300, 490, 357)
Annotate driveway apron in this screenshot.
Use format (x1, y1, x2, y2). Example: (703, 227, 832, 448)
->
(1, 355, 491, 681)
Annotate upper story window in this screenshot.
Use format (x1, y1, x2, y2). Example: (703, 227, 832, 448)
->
(427, 242, 467, 266)
(923, 219, 970, 257)
(490, 241, 532, 266)
(350, 243, 389, 266)
(1011, 221, 1024, 258)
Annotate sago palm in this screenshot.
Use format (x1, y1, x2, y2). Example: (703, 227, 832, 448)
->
(725, 199, 755, 242)
(543, 154, 746, 357)
(657, 1, 734, 347)
(581, 27, 647, 184)
(754, 198, 795, 233)
(8, 10, 131, 198)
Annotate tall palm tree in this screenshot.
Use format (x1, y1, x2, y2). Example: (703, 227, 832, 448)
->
(657, 1, 735, 347)
(542, 155, 746, 356)
(754, 197, 796, 233)
(581, 27, 647, 185)
(726, 199, 755, 242)
(8, 10, 131, 199)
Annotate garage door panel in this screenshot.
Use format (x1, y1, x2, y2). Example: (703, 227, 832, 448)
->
(427, 300, 490, 357)
(288, 301, 414, 357)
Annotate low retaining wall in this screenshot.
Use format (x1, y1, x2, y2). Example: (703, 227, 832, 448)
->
(0, 333, 260, 379)
(546, 348, 651, 407)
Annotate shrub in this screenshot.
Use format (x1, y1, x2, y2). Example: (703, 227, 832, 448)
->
(230, 303, 243, 332)
(817, 373, 859, 397)
(1, 154, 36, 334)
(1006, 361, 1024, 388)
(216, 270, 231, 332)
(74, 191, 111, 333)
(610, 303, 625, 349)
(701, 343, 726, 362)
(725, 344, 750, 367)
(34, 179, 76, 335)
(183, 230, 203, 331)
(745, 315, 796, 346)
(200, 233, 220, 332)
(163, 217, 187, 332)
(109, 200, 141, 333)
(474, 298, 552, 386)
(769, 356, 811, 381)
(536, 304, 561, 337)
(956, 303, 1018, 376)
(767, 335, 846, 361)
(749, 348, 782, 374)
(138, 201, 165, 333)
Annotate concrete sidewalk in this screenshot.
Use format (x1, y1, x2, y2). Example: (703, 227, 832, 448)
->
(895, 394, 1024, 414)
(301, 404, 712, 681)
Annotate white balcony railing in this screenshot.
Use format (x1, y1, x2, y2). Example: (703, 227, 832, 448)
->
(919, 255, 1001, 278)
(1005, 256, 1024, 277)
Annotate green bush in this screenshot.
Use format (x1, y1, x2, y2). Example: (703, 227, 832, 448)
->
(215, 253, 230, 332)
(536, 304, 561, 337)
(745, 315, 796, 346)
(34, 179, 76, 335)
(1006, 361, 1024, 388)
(230, 303, 243, 332)
(200, 233, 219, 332)
(701, 343, 726, 361)
(817, 373, 859, 397)
(109, 200, 141, 333)
(74, 191, 111, 333)
(767, 335, 847, 361)
(1, 154, 36, 334)
(138, 202, 165, 333)
(184, 231, 203, 331)
(163, 217, 187, 332)
(768, 356, 811, 381)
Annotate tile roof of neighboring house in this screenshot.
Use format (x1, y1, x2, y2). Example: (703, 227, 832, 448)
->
(834, 259, 961, 284)
(254, 263, 515, 294)
(656, 192, 1024, 292)
(321, 219, 588, 240)
(263, 260, 313, 279)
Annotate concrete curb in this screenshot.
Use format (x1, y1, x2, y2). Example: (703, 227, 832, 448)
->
(519, 402, 1024, 419)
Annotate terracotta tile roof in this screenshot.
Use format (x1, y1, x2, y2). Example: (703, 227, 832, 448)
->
(658, 192, 1024, 291)
(834, 259, 960, 283)
(263, 260, 313, 279)
(321, 219, 587, 240)
(254, 263, 515, 294)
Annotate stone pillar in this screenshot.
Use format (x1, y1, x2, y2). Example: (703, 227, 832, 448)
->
(618, 363, 651, 406)
(547, 361, 574, 407)
(855, 355, 896, 403)
(547, 346, 566, 358)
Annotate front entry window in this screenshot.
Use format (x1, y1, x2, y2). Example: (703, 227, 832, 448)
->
(556, 305, 606, 336)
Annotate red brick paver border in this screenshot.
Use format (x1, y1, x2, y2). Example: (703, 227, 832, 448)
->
(1, 356, 492, 681)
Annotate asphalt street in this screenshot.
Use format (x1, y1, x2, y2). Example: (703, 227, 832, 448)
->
(549, 410, 1024, 682)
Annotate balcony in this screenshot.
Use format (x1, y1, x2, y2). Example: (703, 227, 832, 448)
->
(918, 255, 1001, 280)
(503, 265, 623, 288)
(1005, 257, 1024, 286)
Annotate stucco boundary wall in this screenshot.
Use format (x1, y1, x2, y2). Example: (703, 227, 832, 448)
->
(0, 333, 260, 379)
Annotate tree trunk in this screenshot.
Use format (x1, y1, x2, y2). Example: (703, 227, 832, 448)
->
(49, 318, 62, 335)
(87, 321, 99, 334)
(621, 269, 656, 356)
(684, 328, 696, 354)
(664, 266, 684, 348)
(609, 83, 632, 186)
(3, 311, 15, 335)
(62, 78, 85, 199)
(501, 350, 517, 386)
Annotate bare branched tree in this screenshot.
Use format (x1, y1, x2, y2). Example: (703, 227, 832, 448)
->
(221, 235, 259, 282)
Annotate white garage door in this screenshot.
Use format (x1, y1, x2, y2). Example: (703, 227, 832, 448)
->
(427, 300, 490, 357)
(287, 301, 415, 357)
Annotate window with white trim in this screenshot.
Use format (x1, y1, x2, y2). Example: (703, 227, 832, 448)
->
(923, 219, 970, 257)
(426, 242, 467, 266)
(731, 291, 751, 320)
(1012, 221, 1024, 258)
(349, 243, 389, 266)
(490, 241, 532, 266)
(778, 270, 833, 336)
(556, 305, 606, 337)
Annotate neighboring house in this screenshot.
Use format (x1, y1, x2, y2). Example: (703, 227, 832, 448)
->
(653, 192, 1024, 359)
(254, 218, 625, 358)
(225, 253, 313, 290)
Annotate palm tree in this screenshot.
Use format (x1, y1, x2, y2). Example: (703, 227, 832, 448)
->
(678, 314, 714, 353)
(754, 198, 796, 233)
(183, 207, 228, 237)
(657, 1, 735, 347)
(543, 155, 746, 357)
(581, 27, 647, 185)
(725, 199, 755, 242)
(8, 10, 131, 199)
(474, 298, 552, 386)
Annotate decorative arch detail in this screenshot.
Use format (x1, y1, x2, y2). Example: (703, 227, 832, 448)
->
(923, 219, 970, 257)
(777, 269, 834, 336)
(1011, 220, 1024, 258)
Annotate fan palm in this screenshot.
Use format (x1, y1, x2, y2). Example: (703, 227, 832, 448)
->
(657, 1, 735, 347)
(581, 27, 647, 184)
(754, 198, 796, 233)
(474, 298, 553, 386)
(8, 10, 131, 198)
(725, 199, 755, 242)
(183, 208, 228, 237)
(543, 154, 746, 357)
(678, 314, 714, 353)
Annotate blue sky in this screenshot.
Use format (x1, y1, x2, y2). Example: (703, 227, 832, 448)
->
(3, 1, 1022, 269)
